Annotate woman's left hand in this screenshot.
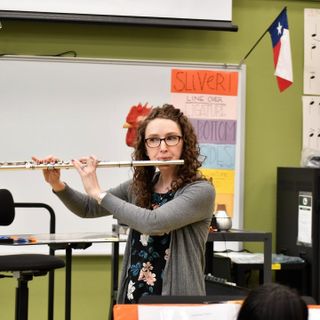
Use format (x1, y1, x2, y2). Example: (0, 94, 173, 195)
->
(72, 155, 101, 199)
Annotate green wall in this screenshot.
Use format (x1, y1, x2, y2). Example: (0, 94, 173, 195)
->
(1, 0, 319, 319)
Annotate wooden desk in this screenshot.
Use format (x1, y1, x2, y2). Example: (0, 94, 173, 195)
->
(0, 232, 120, 320)
(205, 229, 272, 284)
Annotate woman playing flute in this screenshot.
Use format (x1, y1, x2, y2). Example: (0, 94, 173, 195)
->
(34, 104, 215, 303)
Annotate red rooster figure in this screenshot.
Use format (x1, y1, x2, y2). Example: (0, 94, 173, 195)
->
(123, 103, 152, 147)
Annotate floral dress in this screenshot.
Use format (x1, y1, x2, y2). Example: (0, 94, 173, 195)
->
(125, 191, 174, 303)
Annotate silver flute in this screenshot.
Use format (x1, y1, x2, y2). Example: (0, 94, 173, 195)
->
(0, 160, 184, 171)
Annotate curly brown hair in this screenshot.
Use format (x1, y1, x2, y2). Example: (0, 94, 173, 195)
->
(132, 104, 209, 208)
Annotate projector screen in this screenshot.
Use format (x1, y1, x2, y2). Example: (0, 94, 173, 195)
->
(0, 0, 237, 30)
(0, 0, 232, 21)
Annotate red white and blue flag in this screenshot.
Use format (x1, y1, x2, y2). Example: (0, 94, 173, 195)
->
(268, 8, 293, 92)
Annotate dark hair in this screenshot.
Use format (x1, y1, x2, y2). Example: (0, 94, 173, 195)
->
(132, 104, 209, 208)
(237, 283, 308, 320)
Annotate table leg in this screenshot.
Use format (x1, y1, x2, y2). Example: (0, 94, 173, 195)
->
(263, 234, 272, 283)
(65, 246, 72, 320)
(205, 242, 213, 275)
(48, 270, 54, 320)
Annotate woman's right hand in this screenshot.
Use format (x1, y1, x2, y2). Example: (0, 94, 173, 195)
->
(32, 155, 66, 192)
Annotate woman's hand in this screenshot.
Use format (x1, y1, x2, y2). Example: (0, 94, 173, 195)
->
(32, 155, 66, 192)
(72, 155, 101, 200)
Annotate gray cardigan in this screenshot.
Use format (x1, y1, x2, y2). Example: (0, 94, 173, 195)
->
(55, 178, 215, 303)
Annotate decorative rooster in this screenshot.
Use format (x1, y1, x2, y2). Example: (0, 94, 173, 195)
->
(123, 103, 152, 147)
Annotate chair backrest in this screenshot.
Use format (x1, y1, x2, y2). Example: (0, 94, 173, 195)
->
(0, 188, 56, 233)
(0, 189, 15, 226)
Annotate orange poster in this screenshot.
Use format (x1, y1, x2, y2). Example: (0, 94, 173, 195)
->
(171, 69, 238, 96)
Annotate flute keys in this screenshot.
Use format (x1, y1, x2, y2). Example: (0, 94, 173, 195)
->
(25, 162, 34, 169)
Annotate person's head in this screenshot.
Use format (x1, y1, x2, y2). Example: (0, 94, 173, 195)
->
(237, 283, 308, 320)
(132, 104, 207, 207)
(144, 116, 184, 164)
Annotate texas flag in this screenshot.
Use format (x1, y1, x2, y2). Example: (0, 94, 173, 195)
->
(268, 8, 293, 92)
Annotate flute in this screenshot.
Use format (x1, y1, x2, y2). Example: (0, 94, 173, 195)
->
(0, 160, 184, 171)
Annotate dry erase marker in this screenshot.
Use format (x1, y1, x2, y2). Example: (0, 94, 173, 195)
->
(14, 237, 29, 244)
(28, 237, 37, 243)
(0, 236, 14, 243)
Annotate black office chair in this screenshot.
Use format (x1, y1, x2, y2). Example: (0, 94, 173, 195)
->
(0, 189, 65, 320)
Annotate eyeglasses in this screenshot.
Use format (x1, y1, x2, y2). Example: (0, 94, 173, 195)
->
(145, 135, 182, 148)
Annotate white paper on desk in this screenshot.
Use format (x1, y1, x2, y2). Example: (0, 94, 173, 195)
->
(138, 304, 241, 320)
(309, 308, 320, 320)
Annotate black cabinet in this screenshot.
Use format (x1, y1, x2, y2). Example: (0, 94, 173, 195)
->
(277, 167, 320, 302)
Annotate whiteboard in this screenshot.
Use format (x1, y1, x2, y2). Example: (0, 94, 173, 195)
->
(0, 56, 245, 254)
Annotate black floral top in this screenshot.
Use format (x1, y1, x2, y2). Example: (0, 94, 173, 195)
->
(125, 191, 175, 303)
